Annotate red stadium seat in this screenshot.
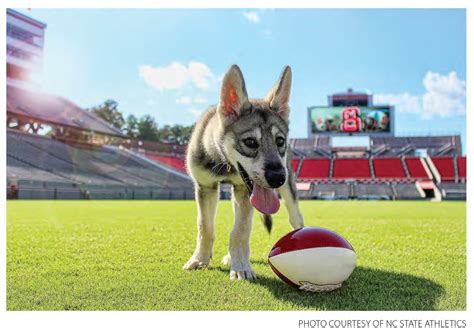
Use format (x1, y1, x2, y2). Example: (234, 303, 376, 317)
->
(431, 157, 455, 181)
(291, 159, 300, 173)
(404, 157, 429, 179)
(147, 154, 187, 173)
(457, 156, 466, 180)
(298, 158, 331, 180)
(373, 158, 406, 179)
(333, 158, 371, 179)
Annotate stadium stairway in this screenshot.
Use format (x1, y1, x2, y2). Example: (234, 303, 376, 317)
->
(329, 157, 334, 179)
(453, 155, 459, 182)
(400, 156, 411, 179)
(369, 157, 375, 179)
(293, 157, 304, 177)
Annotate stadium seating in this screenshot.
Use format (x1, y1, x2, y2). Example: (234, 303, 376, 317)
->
(333, 158, 371, 179)
(291, 159, 300, 173)
(6, 128, 467, 201)
(372, 158, 406, 179)
(311, 182, 350, 199)
(370, 136, 461, 157)
(298, 158, 331, 180)
(146, 153, 187, 173)
(7, 130, 193, 199)
(354, 183, 393, 199)
(431, 157, 456, 181)
(395, 183, 423, 199)
(404, 157, 430, 180)
(457, 156, 466, 181)
(439, 182, 466, 200)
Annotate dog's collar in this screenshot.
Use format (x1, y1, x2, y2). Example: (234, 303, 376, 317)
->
(205, 159, 236, 176)
(237, 162, 253, 194)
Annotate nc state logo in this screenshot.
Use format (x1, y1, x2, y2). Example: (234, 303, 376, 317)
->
(341, 106, 361, 133)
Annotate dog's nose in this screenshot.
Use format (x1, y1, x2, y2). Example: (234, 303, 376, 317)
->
(264, 163, 286, 188)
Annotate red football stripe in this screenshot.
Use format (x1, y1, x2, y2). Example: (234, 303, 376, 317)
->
(268, 227, 354, 258)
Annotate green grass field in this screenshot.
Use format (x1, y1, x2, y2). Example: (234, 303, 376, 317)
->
(7, 200, 466, 311)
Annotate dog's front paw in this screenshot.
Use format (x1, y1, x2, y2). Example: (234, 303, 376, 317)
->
(230, 268, 257, 280)
(221, 254, 231, 266)
(182, 256, 210, 270)
(229, 261, 256, 280)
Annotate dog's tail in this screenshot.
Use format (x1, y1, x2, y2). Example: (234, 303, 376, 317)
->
(260, 214, 273, 234)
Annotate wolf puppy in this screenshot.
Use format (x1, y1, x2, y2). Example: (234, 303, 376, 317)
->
(184, 65, 304, 280)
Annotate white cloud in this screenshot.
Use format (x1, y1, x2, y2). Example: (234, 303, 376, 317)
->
(193, 96, 208, 104)
(176, 95, 208, 106)
(374, 92, 422, 114)
(422, 71, 466, 117)
(188, 62, 215, 90)
(139, 61, 216, 91)
(176, 96, 192, 105)
(374, 71, 465, 119)
(188, 108, 203, 117)
(242, 11, 260, 23)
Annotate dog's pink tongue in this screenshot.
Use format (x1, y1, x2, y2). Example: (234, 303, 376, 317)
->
(250, 184, 280, 215)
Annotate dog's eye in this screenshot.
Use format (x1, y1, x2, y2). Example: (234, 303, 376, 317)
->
(243, 138, 258, 149)
(276, 136, 285, 147)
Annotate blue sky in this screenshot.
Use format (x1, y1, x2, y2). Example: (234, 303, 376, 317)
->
(17, 8, 466, 149)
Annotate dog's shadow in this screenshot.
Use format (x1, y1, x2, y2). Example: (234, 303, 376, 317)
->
(211, 264, 445, 310)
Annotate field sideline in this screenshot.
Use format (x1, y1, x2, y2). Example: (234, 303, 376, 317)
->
(7, 200, 466, 310)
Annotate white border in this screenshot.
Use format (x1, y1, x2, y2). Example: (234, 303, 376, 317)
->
(1, 1, 471, 327)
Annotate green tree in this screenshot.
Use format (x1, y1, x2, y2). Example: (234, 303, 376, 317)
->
(137, 115, 159, 141)
(88, 100, 125, 130)
(124, 114, 139, 138)
(155, 124, 194, 145)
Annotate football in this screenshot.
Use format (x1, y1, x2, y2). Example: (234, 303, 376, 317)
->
(268, 227, 357, 292)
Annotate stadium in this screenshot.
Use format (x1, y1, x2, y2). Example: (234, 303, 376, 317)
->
(6, 9, 466, 311)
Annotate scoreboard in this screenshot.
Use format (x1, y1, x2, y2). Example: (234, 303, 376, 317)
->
(307, 106, 394, 136)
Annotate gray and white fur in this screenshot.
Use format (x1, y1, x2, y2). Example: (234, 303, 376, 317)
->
(183, 64, 304, 280)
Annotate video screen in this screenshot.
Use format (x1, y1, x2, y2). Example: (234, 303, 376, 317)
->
(310, 106, 392, 134)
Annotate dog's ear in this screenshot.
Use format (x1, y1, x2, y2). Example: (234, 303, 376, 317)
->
(218, 65, 251, 122)
(265, 66, 292, 122)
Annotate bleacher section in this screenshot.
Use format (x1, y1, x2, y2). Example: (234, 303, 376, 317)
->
(146, 153, 187, 173)
(333, 158, 371, 180)
(7, 130, 193, 199)
(292, 153, 464, 200)
(299, 158, 331, 180)
(394, 183, 423, 200)
(370, 136, 461, 157)
(292, 135, 462, 158)
(457, 156, 466, 181)
(431, 157, 456, 181)
(404, 157, 430, 180)
(372, 158, 406, 180)
(438, 182, 467, 200)
(353, 183, 393, 199)
(311, 182, 350, 199)
(291, 159, 301, 173)
(6, 129, 466, 201)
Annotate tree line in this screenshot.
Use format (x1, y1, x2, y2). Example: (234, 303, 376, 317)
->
(87, 99, 195, 145)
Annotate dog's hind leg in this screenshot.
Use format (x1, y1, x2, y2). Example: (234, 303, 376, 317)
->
(278, 170, 304, 230)
(183, 184, 219, 270)
(225, 184, 256, 280)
